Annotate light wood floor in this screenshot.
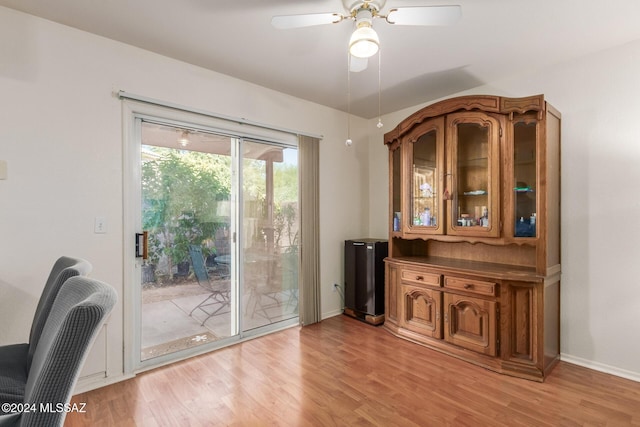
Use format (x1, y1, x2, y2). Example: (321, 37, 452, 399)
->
(66, 315, 640, 426)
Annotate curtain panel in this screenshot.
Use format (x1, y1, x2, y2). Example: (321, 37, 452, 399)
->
(298, 135, 321, 325)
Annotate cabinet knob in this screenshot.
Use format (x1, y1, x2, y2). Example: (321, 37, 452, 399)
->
(416, 275, 424, 281)
(464, 283, 473, 289)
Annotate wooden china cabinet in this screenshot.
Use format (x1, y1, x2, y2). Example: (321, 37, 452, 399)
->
(384, 95, 561, 381)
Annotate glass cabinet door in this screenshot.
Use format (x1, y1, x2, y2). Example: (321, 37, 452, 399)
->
(406, 117, 444, 235)
(447, 112, 501, 237)
(390, 145, 402, 234)
(513, 120, 537, 238)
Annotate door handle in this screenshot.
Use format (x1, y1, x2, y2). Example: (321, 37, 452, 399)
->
(135, 231, 148, 260)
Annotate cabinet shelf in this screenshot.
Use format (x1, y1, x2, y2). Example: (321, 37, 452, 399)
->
(458, 159, 488, 170)
(461, 190, 487, 196)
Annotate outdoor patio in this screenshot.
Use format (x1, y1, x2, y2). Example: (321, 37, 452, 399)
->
(141, 280, 298, 360)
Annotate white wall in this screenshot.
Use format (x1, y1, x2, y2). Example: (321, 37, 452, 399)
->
(0, 6, 366, 386)
(368, 39, 640, 381)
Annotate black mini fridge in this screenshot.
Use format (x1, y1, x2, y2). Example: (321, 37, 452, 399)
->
(344, 238, 388, 325)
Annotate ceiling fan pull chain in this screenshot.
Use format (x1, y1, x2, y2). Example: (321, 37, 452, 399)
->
(377, 47, 383, 129)
(346, 52, 353, 146)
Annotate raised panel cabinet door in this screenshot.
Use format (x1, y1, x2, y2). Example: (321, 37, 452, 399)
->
(400, 285, 442, 339)
(444, 292, 497, 356)
(505, 283, 536, 363)
(446, 112, 502, 238)
(385, 263, 399, 325)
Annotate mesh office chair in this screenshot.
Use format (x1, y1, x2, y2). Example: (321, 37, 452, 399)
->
(0, 257, 92, 409)
(0, 276, 117, 427)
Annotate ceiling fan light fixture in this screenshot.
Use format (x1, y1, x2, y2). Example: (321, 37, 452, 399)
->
(349, 24, 379, 58)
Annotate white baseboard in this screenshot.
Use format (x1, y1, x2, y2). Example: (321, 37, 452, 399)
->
(322, 309, 344, 320)
(74, 372, 135, 395)
(561, 353, 640, 383)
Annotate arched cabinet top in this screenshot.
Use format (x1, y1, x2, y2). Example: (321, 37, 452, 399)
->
(384, 94, 546, 146)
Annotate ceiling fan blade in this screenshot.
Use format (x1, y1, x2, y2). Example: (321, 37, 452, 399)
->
(386, 5, 461, 26)
(271, 13, 344, 29)
(349, 56, 368, 73)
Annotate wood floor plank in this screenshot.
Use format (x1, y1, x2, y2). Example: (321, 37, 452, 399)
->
(66, 315, 640, 426)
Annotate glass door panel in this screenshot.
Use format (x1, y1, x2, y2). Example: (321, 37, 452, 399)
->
(242, 140, 299, 331)
(406, 117, 444, 235)
(514, 121, 537, 237)
(447, 112, 500, 237)
(455, 122, 489, 227)
(412, 132, 438, 228)
(139, 122, 234, 361)
(391, 147, 402, 233)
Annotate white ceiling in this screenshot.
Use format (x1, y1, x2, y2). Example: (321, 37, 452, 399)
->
(2, 0, 640, 118)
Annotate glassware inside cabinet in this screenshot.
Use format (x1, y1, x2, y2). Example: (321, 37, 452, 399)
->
(412, 131, 438, 228)
(514, 121, 537, 237)
(455, 123, 490, 228)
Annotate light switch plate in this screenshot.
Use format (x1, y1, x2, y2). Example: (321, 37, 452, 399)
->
(94, 216, 107, 234)
(0, 160, 7, 180)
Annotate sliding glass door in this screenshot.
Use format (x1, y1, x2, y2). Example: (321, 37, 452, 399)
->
(139, 122, 236, 361)
(241, 140, 299, 331)
(132, 118, 299, 368)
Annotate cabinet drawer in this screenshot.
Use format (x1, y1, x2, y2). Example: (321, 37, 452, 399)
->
(444, 277, 496, 297)
(400, 269, 441, 287)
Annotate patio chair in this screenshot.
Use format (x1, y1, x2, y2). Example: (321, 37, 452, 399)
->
(188, 245, 231, 325)
(281, 251, 299, 312)
(0, 256, 92, 409)
(0, 276, 116, 427)
(247, 251, 298, 322)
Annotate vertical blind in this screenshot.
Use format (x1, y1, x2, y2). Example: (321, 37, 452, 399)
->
(298, 135, 321, 325)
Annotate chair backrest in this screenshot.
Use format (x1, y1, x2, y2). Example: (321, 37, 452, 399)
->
(189, 245, 209, 284)
(19, 276, 117, 427)
(27, 257, 92, 372)
(281, 251, 299, 291)
(214, 226, 230, 256)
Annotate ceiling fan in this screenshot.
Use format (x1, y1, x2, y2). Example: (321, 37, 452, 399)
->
(272, 1, 461, 71)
